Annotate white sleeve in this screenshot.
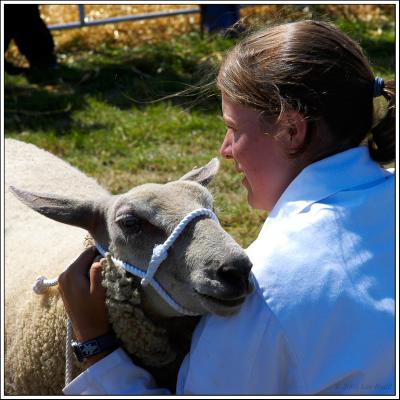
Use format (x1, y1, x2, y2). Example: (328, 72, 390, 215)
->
(176, 291, 302, 395)
(63, 290, 299, 395)
(63, 348, 170, 395)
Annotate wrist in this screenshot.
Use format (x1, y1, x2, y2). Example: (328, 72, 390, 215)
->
(75, 327, 110, 342)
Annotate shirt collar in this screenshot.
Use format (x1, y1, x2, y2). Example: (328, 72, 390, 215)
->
(267, 146, 391, 221)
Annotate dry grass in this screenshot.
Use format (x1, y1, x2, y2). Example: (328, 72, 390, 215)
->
(41, 4, 394, 47)
(6, 4, 394, 66)
(42, 4, 200, 49)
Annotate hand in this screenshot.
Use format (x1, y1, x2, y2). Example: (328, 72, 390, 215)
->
(58, 247, 110, 344)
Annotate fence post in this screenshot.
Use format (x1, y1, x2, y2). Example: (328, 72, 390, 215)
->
(78, 4, 86, 26)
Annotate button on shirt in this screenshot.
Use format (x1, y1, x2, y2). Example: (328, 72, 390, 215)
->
(64, 146, 395, 395)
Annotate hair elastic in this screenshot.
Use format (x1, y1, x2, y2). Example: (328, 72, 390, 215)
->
(373, 76, 384, 97)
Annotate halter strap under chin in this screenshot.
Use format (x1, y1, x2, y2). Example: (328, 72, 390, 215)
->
(95, 207, 219, 316)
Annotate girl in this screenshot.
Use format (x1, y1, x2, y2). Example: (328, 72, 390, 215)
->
(60, 20, 395, 395)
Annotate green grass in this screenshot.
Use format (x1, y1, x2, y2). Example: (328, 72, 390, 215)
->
(4, 15, 395, 247)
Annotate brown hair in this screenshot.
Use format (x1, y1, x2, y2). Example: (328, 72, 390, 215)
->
(217, 20, 395, 163)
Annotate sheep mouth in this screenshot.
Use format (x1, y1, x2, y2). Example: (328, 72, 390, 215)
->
(194, 289, 246, 308)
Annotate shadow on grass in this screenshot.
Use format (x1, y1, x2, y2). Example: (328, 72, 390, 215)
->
(4, 22, 395, 136)
(4, 38, 221, 136)
(335, 17, 396, 73)
(360, 36, 395, 73)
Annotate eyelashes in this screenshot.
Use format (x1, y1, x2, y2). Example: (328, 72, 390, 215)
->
(115, 213, 142, 235)
(115, 213, 165, 238)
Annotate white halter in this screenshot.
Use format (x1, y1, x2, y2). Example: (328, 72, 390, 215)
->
(95, 207, 218, 316)
(32, 207, 218, 385)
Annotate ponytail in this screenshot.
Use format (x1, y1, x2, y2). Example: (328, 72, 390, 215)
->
(369, 79, 396, 164)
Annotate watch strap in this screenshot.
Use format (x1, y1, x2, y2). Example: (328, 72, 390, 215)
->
(72, 332, 121, 362)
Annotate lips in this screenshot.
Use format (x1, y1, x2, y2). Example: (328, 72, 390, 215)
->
(235, 163, 244, 173)
(194, 289, 246, 308)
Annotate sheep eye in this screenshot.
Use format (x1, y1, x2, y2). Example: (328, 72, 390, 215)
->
(115, 214, 141, 233)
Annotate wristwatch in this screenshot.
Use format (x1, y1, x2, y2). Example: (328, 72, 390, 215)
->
(71, 332, 121, 362)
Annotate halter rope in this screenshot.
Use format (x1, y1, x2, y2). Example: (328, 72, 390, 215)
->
(32, 207, 218, 385)
(32, 276, 74, 386)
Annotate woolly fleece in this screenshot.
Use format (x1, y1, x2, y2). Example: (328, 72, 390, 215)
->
(5, 139, 198, 394)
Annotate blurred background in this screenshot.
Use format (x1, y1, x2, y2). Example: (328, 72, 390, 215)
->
(4, 3, 396, 247)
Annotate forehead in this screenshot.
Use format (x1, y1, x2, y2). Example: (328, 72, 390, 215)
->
(114, 181, 212, 221)
(222, 94, 262, 126)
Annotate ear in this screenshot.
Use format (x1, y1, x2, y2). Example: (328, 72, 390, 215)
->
(179, 158, 220, 186)
(9, 186, 99, 232)
(279, 111, 308, 153)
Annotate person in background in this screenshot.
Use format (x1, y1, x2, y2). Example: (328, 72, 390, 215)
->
(200, 4, 240, 36)
(4, 4, 58, 75)
(58, 20, 395, 395)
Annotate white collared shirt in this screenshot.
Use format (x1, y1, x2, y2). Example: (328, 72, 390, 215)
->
(64, 146, 395, 395)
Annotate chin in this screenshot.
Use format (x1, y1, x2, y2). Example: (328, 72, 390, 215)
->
(247, 193, 261, 210)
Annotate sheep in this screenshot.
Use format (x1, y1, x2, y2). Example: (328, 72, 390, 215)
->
(5, 138, 253, 395)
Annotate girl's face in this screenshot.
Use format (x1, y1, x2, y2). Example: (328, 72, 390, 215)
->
(220, 95, 298, 212)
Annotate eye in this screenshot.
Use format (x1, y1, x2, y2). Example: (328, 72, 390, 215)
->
(115, 214, 142, 234)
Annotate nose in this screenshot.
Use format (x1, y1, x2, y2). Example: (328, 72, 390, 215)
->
(219, 131, 233, 160)
(217, 258, 253, 294)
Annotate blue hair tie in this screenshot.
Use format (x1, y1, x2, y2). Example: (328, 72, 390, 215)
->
(373, 76, 384, 97)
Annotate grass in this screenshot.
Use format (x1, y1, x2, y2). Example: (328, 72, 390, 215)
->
(4, 6, 395, 247)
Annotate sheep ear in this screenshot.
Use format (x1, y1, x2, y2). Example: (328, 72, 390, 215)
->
(9, 186, 98, 232)
(179, 158, 220, 186)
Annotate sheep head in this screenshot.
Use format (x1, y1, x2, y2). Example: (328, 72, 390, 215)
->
(10, 158, 253, 318)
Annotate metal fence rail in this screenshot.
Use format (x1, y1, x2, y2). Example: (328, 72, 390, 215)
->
(48, 5, 201, 31)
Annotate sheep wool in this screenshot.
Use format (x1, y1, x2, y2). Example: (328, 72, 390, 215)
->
(5, 138, 106, 395)
(4, 138, 189, 395)
(5, 286, 85, 395)
(85, 235, 198, 391)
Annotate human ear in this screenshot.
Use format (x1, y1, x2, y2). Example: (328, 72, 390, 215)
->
(279, 111, 308, 154)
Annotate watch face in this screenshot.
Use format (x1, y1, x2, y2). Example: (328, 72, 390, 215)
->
(72, 333, 120, 362)
(80, 340, 100, 357)
(73, 339, 101, 361)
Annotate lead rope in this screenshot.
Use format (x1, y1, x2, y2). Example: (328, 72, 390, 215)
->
(33, 276, 74, 386)
(31, 207, 218, 387)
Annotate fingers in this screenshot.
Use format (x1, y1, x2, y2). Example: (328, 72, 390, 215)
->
(89, 260, 106, 295)
(57, 248, 110, 342)
(58, 246, 98, 290)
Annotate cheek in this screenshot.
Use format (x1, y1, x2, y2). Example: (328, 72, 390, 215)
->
(233, 137, 265, 175)
(231, 136, 253, 164)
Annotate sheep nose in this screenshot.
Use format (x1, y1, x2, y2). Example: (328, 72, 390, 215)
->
(217, 258, 253, 294)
